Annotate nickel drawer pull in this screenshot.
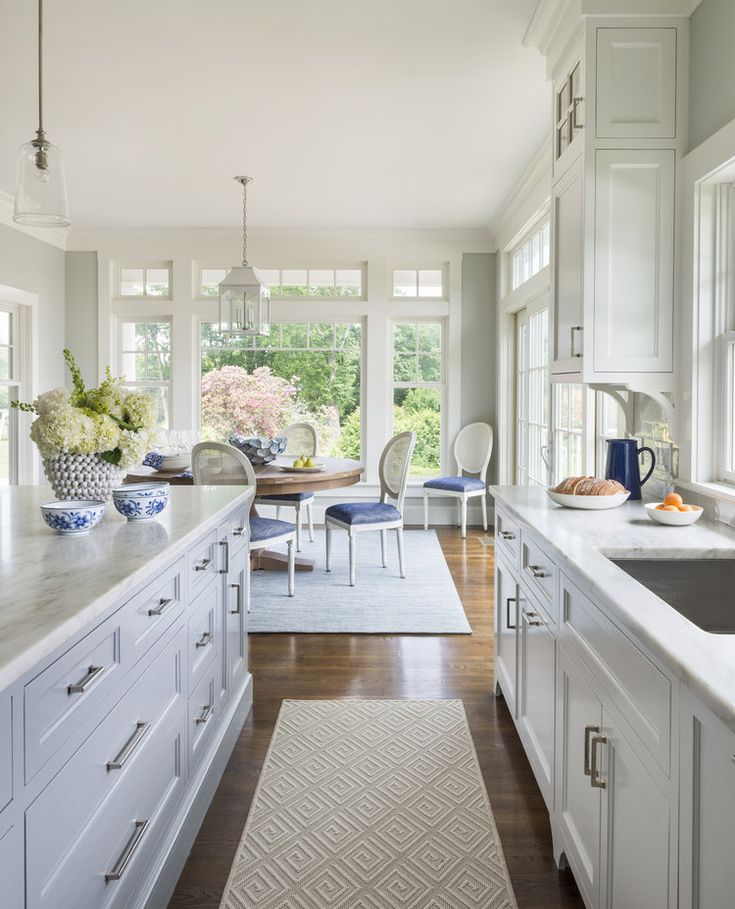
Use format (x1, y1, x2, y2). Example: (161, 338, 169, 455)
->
(107, 722, 150, 771)
(219, 539, 230, 575)
(104, 819, 149, 882)
(196, 703, 214, 725)
(584, 725, 599, 777)
(523, 610, 543, 627)
(195, 631, 213, 649)
(590, 734, 608, 789)
(498, 530, 516, 541)
(148, 597, 174, 617)
(232, 526, 246, 536)
(506, 596, 517, 630)
(67, 664, 104, 695)
(529, 565, 551, 579)
(229, 582, 242, 615)
(194, 557, 212, 572)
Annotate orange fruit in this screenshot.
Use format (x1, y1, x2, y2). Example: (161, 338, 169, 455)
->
(662, 505, 679, 512)
(656, 504, 667, 510)
(678, 505, 694, 512)
(664, 492, 683, 507)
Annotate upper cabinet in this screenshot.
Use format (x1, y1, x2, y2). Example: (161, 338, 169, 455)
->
(543, 15, 687, 389)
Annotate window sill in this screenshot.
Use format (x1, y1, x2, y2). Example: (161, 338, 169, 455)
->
(676, 479, 735, 506)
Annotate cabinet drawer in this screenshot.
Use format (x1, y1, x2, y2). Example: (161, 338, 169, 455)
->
(560, 573, 671, 774)
(26, 700, 185, 909)
(188, 529, 217, 596)
(220, 505, 250, 556)
(188, 663, 218, 778)
(495, 506, 520, 567)
(123, 556, 185, 667)
(188, 583, 219, 693)
(521, 533, 557, 614)
(25, 618, 124, 783)
(0, 694, 12, 814)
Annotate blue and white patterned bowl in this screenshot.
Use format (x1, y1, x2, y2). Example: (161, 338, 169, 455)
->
(40, 500, 106, 535)
(112, 482, 170, 522)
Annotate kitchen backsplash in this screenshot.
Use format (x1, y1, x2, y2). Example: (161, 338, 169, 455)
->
(631, 392, 677, 501)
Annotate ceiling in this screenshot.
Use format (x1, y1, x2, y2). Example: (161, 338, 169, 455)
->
(0, 0, 549, 230)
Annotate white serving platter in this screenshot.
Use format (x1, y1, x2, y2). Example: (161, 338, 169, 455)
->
(277, 463, 327, 474)
(546, 488, 631, 510)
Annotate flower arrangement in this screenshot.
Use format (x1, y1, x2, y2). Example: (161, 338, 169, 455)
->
(12, 349, 158, 469)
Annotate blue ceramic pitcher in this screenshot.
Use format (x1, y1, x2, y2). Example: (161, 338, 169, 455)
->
(604, 439, 656, 500)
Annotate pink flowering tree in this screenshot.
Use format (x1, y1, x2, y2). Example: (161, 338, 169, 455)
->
(201, 365, 297, 440)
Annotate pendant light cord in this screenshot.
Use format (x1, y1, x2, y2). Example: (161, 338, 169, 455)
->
(242, 178, 248, 266)
(37, 0, 44, 135)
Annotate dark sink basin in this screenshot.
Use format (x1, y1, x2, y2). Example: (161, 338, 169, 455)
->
(610, 559, 735, 634)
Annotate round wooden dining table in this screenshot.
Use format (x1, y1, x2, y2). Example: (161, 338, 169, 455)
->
(124, 456, 364, 572)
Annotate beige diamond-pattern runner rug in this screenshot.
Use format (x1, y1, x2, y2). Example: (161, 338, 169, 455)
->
(220, 699, 517, 909)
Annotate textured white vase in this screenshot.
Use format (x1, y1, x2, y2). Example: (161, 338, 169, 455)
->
(42, 452, 127, 501)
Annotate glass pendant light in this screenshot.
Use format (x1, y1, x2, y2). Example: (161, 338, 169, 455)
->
(218, 177, 270, 337)
(13, 0, 71, 228)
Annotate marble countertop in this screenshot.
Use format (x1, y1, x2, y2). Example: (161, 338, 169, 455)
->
(490, 485, 735, 733)
(0, 485, 254, 691)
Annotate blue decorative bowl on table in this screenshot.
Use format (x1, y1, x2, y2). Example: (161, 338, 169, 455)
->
(41, 500, 106, 535)
(112, 482, 170, 521)
(229, 434, 287, 466)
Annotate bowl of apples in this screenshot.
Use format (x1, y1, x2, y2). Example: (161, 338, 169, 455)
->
(645, 492, 704, 526)
(278, 455, 326, 473)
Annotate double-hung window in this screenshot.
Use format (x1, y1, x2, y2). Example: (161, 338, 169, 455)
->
(392, 321, 443, 477)
(118, 320, 172, 427)
(515, 306, 549, 485)
(0, 304, 20, 485)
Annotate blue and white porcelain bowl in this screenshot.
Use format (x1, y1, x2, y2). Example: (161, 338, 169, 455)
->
(112, 482, 170, 522)
(41, 500, 106, 535)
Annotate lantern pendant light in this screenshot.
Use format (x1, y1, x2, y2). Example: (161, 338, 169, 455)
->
(13, 0, 71, 228)
(218, 177, 270, 337)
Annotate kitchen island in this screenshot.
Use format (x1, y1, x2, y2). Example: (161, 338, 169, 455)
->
(0, 484, 255, 909)
(491, 485, 735, 909)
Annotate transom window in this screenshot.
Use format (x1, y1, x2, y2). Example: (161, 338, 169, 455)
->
(392, 322, 443, 477)
(117, 264, 172, 298)
(392, 268, 445, 300)
(200, 320, 362, 458)
(511, 221, 550, 291)
(118, 320, 172, 427)
(199, 266, 363, 299)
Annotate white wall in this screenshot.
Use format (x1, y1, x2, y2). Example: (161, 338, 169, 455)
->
(689, 0, 735, 151)
(65, 251, 98, 385)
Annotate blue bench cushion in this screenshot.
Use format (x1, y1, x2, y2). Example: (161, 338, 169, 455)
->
(325, 502, 402, 526)
(424, 476, 486, 493)
(258, 492, 315, 503)
(249, 516, 295, 542)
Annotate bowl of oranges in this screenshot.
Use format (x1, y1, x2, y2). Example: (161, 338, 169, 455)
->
(644, 492, 703, 526)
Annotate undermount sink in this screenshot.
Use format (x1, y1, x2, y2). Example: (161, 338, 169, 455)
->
(611, 559, 735, 635)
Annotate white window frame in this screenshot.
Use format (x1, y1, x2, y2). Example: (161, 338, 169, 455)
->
(115, 317, 173, 428)
(195, 264, 366, 301)
(515, 303, 550, 486)
(0, 293, 36, 484)
(390, 317, 446, 478)
(0, 302, 21, 485)
(390, 265, 448, 301)
(510, 219, 550, 293)
(114, 262, 173, 300)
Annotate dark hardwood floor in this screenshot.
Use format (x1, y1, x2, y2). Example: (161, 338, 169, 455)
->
(169, 527, 583, 908)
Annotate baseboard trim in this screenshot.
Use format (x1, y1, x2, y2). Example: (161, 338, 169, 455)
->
(140, 673, 254, 909)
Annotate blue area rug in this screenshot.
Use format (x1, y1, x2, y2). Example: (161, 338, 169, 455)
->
(248, 529, 472, 634)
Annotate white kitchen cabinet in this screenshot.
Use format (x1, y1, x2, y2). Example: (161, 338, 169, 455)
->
(595, 28, 677, 139)
(679, 689, 735, 909)
(225, 546, 248, 696)
(517, 595, 556, 810)
(593, 149, 674, 375)
(554, 46, 585, 180)
(551, 154, 585, 372)
(555, 646, 603, 908)
(494, 552, 519, 717)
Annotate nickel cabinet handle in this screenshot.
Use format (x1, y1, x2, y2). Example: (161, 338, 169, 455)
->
(529, 565, 551, 579)
(105, 819, 149, 882)
(229, 582, 242, 615)
(107, 722, 150, 771)
(584, 724, 599, 777)
(195, 631, 213, 649)
(219, 540, 230, 575)
(572, 96, 584, 130)
(590, 734, 607, 789)
(506, 596, 517, 630)
(233, 526, 246, 537)
(523, 610, 543, 627)
(498, 530, 516, 541)
(148, 597, 173, 617)
(196, 703, 214, 725)
(67, 664, 104, 695)
(194, 558, 212, 572)
(570, 325, 583, 358)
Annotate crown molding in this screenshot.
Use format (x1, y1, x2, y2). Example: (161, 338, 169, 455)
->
(489, 138, 552, 248)
(0, 190, 69, 251)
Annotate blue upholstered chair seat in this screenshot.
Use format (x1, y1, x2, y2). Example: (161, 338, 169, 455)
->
(325, 502, 402, 525)
(259, 491, 315, 502)
(423, 476, 486, 493)
(249, 516, 296, 543)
